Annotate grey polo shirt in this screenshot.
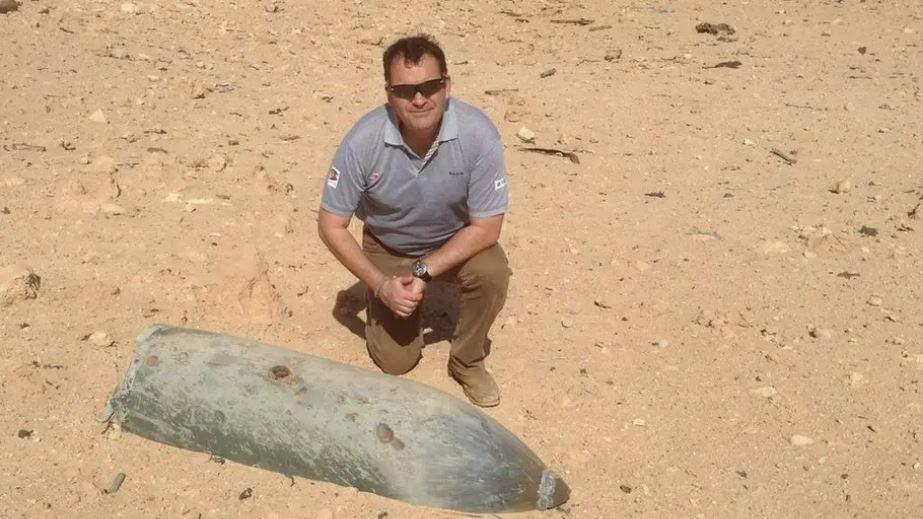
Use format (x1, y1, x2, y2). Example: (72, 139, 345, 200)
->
(321, 98, 508, 256)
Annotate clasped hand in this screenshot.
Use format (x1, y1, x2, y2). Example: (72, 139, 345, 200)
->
(378, 275, 427, 318)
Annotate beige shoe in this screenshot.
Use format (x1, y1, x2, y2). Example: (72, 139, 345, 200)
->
(448, 364, 500, 408)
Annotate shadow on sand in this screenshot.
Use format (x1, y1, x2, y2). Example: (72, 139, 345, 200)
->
(331, 280, 462, 347)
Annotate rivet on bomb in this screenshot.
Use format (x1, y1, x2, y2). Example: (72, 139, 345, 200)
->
(270, 365, 291, 380)
(376, 423, 394, 443)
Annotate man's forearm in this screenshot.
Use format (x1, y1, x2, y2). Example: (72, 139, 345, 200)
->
(423, 222, 500, 278)
(319, 226, 387, 291)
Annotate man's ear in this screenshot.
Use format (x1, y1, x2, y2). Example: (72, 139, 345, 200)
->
(444, 77, 452, 98)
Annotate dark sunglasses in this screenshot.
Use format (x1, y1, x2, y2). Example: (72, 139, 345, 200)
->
(387, 77, 447, 100)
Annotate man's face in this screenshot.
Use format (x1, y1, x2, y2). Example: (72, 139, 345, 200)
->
(386, 53, 451, 136)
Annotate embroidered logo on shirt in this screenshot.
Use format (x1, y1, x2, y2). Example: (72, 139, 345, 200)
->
(326, 166, 340, 189)
(494, 177, 507, 191)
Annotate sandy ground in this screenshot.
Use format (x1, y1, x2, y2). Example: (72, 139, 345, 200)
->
(2, 1, 923, 517)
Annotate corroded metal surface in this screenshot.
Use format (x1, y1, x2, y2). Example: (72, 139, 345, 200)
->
(108, 325, 569, 513)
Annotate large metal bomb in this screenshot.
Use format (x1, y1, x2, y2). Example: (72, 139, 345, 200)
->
(106, 325, 570, 513)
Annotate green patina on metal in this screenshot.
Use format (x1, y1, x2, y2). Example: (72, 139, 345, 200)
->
(106, 325, 569, 513)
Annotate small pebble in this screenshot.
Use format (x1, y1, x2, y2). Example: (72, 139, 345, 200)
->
(105, 472, 126, 494)
(107, 421, 122, 440)
(101, 203, 126, 216)
(809, 326, 832, 339)
(0, 0, 19, 14)
(109, 47, 129, 60)
(866, 295, 883, 307)
(858, 225, 878, 237)
(847, 372, 867, 388)
(89, 331, 114, 347)
(831, 179, 852, 194)
(750, 386, 777, 398)
(790, 434, 814, 447)
(1, 264, 41, 308)
(208, 154, 227, 172)
(594, 298, 613, 309)
(88, 110, 108, 124)
(191, 82, 207, 99)
(516, 127, 536, 143)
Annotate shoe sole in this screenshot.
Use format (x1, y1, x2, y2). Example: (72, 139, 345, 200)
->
(464, 390, 500, 408)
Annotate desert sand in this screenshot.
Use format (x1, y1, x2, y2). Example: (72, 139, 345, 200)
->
(2, 1, 922, 517)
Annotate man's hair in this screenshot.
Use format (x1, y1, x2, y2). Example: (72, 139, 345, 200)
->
(382, 34, 448, 85)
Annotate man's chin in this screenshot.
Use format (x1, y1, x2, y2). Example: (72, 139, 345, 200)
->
(405, 119, 438, 133)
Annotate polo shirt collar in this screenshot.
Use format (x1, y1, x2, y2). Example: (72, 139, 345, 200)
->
(383, 99, 459, 148)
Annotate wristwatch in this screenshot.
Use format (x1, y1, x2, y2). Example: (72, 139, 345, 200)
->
(411, 259, 432, 282)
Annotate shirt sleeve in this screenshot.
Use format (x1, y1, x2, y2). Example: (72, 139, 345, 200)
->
(320, 140, 364, 216)
(467, 142, 508, 218)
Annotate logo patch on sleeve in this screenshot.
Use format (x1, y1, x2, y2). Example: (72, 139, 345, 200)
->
(326, 166, 340, 189)
(494, 177, 507, 191)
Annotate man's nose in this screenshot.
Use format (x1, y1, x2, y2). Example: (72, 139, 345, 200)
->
(411, 91, 427, 106)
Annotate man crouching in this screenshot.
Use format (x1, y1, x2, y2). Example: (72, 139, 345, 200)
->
(317, 34, 510, 407)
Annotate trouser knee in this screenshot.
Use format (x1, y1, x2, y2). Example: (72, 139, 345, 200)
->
(369, 345, 421, 375)
(459, 245, 510, 294)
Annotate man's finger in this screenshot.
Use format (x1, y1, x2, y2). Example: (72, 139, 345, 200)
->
(390, 301, 414, 316)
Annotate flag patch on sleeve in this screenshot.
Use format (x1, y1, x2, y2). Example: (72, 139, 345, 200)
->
(326, 166, 340, 189)
(494, 177, 507, 191)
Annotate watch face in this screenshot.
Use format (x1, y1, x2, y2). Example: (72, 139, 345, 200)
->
(412, 260, 427, 277)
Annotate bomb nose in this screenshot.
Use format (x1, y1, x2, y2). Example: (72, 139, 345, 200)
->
(536, 468, 571, 510)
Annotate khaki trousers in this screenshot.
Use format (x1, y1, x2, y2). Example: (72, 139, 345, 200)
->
(362, 229, 510, 376)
